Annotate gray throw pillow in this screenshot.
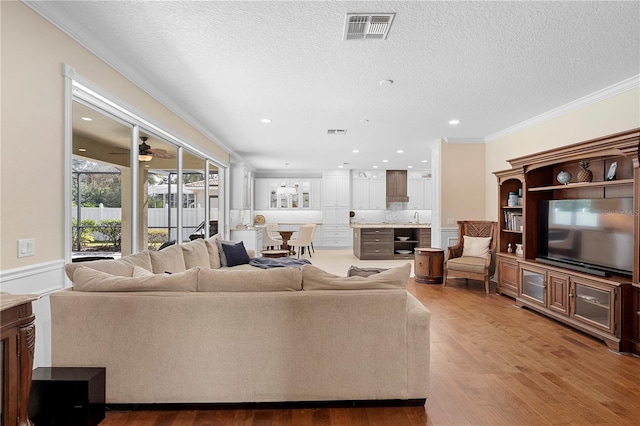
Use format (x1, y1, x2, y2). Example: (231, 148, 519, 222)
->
(221, 241, 251, 267)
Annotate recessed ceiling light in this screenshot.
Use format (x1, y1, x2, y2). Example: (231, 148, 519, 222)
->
(261, 118, 272, 123)
(397, 150, 404, 154)
(449, 119, 461, 125)
(379, 79, 394, 86)
(421, 160, 428, 163)
(81, 117, 93, 121)
(373, 165, 378, 168)
(353, 150, 359, 153)
(359, 119, 369, 124)
(408, 166, 413, 169)
(338, 165, 344, 168)
(78, 148, 87, 152)
(382, 159, 389, 163)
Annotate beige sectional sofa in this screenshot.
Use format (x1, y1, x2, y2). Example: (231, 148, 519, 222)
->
(52, 237, 431, 405)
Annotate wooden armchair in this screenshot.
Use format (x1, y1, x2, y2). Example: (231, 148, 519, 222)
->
(443, 221, 499, 293)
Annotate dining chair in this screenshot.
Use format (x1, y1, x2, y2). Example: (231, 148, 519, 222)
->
(304, 223, 317, 253)
(289, 225, 315, 258)
(262, 226, 283, 250)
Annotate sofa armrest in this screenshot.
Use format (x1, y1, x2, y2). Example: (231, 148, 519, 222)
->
(406, 293, 430, 399)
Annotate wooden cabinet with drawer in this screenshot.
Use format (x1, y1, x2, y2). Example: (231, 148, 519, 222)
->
(354, 228, 394, 260)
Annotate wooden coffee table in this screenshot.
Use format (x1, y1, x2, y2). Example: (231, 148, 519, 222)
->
(261, 249, 290, 258)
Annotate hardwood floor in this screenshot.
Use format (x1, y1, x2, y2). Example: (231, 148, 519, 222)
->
(100, 277, 640, 425)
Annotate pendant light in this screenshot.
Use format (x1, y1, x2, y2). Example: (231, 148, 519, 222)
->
(276, 163, 297, 196)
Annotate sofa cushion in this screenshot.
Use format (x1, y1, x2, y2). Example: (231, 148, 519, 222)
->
(462, 236, 492, 258)
(214, 239, 235, 267)
(204, 237, 222, 269)
(197, 267, 302, 292)
(150, 243, 187, 274)
(181, 239, 211, 269)
(220, 241, 251, 267)
(71, 266, 198, 292)
(65, 251, 152, 280)
(302, 263, 411, 291)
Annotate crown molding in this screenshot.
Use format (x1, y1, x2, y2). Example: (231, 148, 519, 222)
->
(485, 75, 640, 142)
(443, 137, 485, 144)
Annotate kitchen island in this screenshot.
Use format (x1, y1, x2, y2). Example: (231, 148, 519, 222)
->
(351, 223, 431, 260)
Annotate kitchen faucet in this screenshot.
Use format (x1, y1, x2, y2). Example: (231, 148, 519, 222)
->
(413, 211, 420, 224)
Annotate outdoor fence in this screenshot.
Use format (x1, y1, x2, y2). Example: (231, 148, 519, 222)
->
(72, 206, 218, 242)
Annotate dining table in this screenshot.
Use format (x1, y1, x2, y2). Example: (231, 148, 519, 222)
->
(278, 230, 295, 255)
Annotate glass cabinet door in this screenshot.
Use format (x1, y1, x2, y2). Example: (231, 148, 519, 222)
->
(572, 280, 614, 332)
(302, 182, 311, 208)
(520, 266, 546, 305)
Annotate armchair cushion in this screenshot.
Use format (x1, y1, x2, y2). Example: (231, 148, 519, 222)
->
(446, 257, 487, 274)
(462, 236, 492, 258)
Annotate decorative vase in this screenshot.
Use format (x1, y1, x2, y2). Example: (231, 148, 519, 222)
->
(557, 171, 572, 185)
(515, 244, 523, 257)
(577, 160, 593, 182)
(507, 243, 513, 253)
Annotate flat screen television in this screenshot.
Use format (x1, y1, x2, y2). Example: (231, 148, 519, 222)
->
(538, 198, 634, 277)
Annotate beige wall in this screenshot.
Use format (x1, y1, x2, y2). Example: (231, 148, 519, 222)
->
(440, 141, 486, 225)
(1, 2, 230, 270)
(484, 88, 640, 221)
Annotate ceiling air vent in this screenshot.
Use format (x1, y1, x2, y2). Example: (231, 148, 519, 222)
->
(327, 129, 348, 135)
(344, 13, 395, 40)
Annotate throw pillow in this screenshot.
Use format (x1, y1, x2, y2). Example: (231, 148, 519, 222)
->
(181, 238, 211, 269)
(347, 265, 389, 277)
(462, 236, 492, 258)
(214, 239, 236, 267)
(302, 263, 410, 291)
(204, 237, 222, 269)
(149, 243, 187, 274)
(221, 241, 251, 267)
(132, 266, 154, 277)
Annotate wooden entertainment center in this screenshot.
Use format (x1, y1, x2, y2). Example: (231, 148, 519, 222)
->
(494, 128, 640, 353)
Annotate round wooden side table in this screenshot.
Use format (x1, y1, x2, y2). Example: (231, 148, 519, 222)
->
(261, 249, 290, 258)
(414, 247, 444, 284)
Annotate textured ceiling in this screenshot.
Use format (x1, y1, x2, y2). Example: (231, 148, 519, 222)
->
(29, 1, 640, 172)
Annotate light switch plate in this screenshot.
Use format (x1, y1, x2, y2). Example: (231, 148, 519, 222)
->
(18, 238, 35, 258)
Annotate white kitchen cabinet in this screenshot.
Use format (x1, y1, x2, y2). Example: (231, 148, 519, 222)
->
(369, 178, 386, 209)
(321, 206, 350, 247)
(257, 178, 319, 210)
(407, 178, 433, 210)
(351, 179, 370, 209)
(351, 174, 385, 210)
(322, 173, 350, 206)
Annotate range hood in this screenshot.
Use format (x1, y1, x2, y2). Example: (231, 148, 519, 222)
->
(386, 170, 409, 203)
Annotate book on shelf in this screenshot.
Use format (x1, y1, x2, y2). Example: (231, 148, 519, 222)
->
(503, 211, 523, 231)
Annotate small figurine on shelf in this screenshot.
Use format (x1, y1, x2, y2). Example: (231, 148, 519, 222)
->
(515, 243, 523, 257)
(507, 243, 513, 253)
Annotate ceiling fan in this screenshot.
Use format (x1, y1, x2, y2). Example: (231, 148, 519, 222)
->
(138, 137, 175, 161)
(109, 137, 176, 161)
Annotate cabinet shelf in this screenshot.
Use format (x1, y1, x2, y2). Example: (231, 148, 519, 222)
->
(503, 229, 522, 234)
(501, 206, 523, 209)
(528, 179, 633, 192)
(576, 295, 610, 309)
